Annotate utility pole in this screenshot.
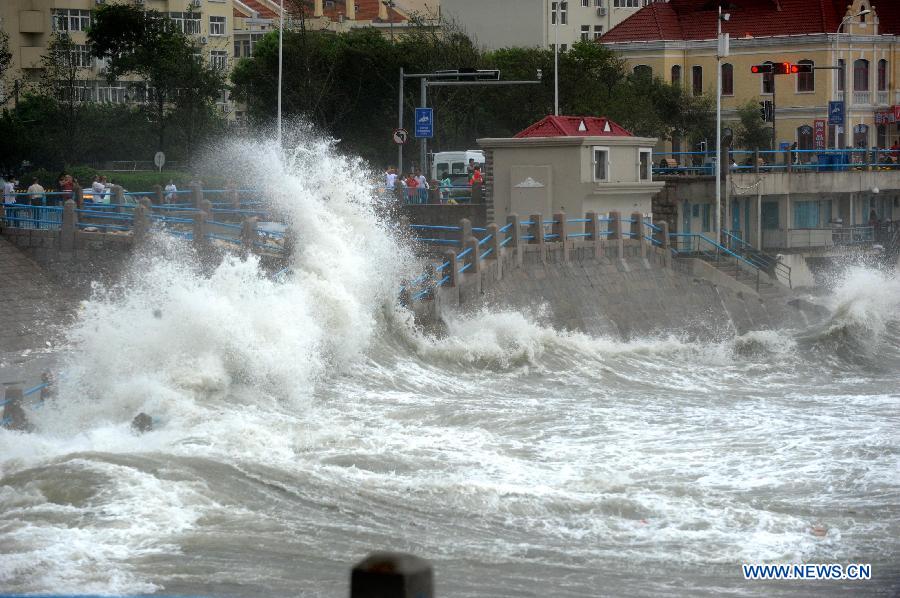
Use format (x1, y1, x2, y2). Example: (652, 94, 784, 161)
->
(715, 6, 729, 240)
(398, 67, 404, 174)
(276, 0, 284, 149)
(553, 2, 559, 115)
(420, 77, 427, 174)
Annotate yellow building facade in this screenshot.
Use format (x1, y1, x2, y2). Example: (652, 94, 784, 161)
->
(603, 0, 900, 154)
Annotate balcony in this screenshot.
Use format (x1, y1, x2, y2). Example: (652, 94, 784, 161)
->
(875, 91, 889, 105)
(852, 91, 870, 105)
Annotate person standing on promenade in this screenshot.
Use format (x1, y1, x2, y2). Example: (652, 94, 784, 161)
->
(414, 170, 429, 204)
(404, 172, 418, 204)
(164, 180, 178, 203)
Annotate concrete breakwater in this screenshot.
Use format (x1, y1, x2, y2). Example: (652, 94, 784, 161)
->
(408, 213, 822, 339)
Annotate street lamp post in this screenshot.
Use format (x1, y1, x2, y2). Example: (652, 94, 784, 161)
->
(276, 0, 284, 149)
(715, 7, 729, 241)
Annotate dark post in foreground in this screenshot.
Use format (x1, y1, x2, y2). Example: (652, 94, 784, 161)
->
(351, 552, 434, 598)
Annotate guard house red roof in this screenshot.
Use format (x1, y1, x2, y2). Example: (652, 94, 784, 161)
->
(600, 0, 900, 43)
(514, 116, 634, 138)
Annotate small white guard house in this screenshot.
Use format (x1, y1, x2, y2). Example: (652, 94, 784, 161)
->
(478, 116, 664, 221)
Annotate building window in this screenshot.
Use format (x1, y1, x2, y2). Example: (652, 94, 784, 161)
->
(853, 59, 869, 91)
(209, 16, 226, 36)
(692, 65, 702, 96)
(582, 0, 589, 6)
(210, 50, 228, 70)
(581, 25, 590, 41)
(837, 59, 845, 92)
(51, 9, 91, 32)
(550, 2, 568, 25)
(72, 44, 92, 68)
(797, 59, 814, 92)
(701, 204, 711, 232)
(170, 12, 202, 35)
(671, 65, 681, 85)
(877, 123, 886, 149)
(633, 65, 652, 79)
(614, 0, 639, 6)
(639, 149, 652, 181)
(593, 147, 609, 182)
(793, 201, 820, 229)
(593, 25, 603, 39)
(762, 61, 774, 94)
(721, 63, 733, 95)
(877, 59, 888, 91)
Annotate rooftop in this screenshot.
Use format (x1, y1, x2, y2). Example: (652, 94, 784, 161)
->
(514, 116, 634, 139)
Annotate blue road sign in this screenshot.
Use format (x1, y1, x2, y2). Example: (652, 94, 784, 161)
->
(828, 101, 845, 125)
(415, 107, 433, 138)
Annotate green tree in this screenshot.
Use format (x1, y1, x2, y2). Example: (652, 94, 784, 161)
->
(0, 28, 11, 99)
(40, 32, 89, 163)
(733, 99, 772, 151)
(89, 4, 226, 161)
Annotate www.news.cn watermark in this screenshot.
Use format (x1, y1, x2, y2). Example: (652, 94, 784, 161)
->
(742, 563, 872, 581)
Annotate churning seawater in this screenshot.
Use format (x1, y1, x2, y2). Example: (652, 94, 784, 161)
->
(1, 139, 898, 598)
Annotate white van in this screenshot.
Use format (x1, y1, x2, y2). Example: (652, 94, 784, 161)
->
(431, 150, 485, 182)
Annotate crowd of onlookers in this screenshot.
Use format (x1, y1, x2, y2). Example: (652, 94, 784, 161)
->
(383, 158, 484, 205)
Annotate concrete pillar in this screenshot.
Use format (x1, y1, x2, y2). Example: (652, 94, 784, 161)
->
(471, 183, 483, 204)
(2, 385, 29, 431)
(654, 221, 670, 248)
(443, 249, 458, 287)
(487, 223, 501, 260)
(506, 213, 520, 248)
(552, 211, 567, 241)
(632, 211, 646, 257)
(346, 0, 356, 20)
(193, 210, 209, 251)
(399, 215, 410, 233)
(228, 182, 240, 209)
(153, 184, 164, 205)
(133, 204, 151, 245)
(399, 279, 412, 306)
(608, 211, 622, 239)
(350, 552, 433, 598)
(586, 211, 602, 258)
(60, 199, 76, 252)
(140, 196, 152, 210)
(459, 218, 472, 246)
(73, 184, 83, 209)
(464, 236, 480, 274)
(529, 213, 544, 245)
(241, 216, 258, 254)
(754, 148, 760, 174)
(200, 199, 213, 215)
(314, 0, 324, 17)
(40, 372, 53, 401)
(191, 182, 203, 209)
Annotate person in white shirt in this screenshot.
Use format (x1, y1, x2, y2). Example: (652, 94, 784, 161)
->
(27, 179, 45, 205)
(385, 167, 398, 190)
(3, 177, 17, 205)
(414, 170, 429, 204)
(91, 176, 106, 203)
(164, 180, 177, 203)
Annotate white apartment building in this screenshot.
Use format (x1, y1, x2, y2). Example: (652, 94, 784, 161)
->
(440, 0, 666, 51)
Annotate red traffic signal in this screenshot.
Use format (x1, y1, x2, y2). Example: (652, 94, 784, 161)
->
(751, 64, 772, 74)
(752, 62, 813, 75)
(773, 62, 792, 75)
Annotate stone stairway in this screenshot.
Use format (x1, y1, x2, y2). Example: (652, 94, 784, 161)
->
(701, 255, 790, 299)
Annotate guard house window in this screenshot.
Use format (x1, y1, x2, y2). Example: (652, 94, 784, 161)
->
(877, 59, 888, 91)
(797, 59, 814, 92)
(762, 61, 774, 94)
(837, 59, 845, 92)
(170, 12, 202, 35)
(593, 147, 610, 182)
(721, 63, 733, 95)
(692, 65, 702, 96)
(210, 16, 226, 36)
(593, 25, 603, 39)
(210, 50, 228, 70)
(581, 25, 590, 41)
(853, 59, 869, 91)
(639, 149, 652, 181)
(671, 65, 681, 85)
(51, 9, 91, 32)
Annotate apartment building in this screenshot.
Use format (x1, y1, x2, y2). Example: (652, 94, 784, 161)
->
(0, 0, 234, 107)
(600, 0, 900, 151)
(440, 0, 666, 51)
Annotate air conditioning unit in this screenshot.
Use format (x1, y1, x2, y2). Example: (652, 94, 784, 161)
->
(199, 36, 208, 44)
(597, 6, 607, 16)
(95, 0, 106, 5)
(189, 0, 201, 9)
(134, 0, 145, 5)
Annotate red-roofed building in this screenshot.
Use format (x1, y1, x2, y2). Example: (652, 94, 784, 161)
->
(478, 115, 664, 224)
(600, 0, 900, 153)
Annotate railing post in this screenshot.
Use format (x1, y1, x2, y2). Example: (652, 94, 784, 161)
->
(133, 203, 151, 245)
(350, 552, 433, 598)
(530, 213, 544, 246)
(586, 211, 602, 258)
(506, 213, 520, 248)
(786, 149, 793, 173)
(191, 181, 203, 210)
(487, 222, 500, 260)
(754, 148, 760, 174)
(228, 182, 240, 209)
(632, 212, 647, 257)
(241, 216, 258, 255)
(458, 218, 472, 247)
(2, 385, 28, 431)
(40, 372, 53, 401)
(443, 249, 458, 287)
(464, 236, 480, 274)
(193, 209, 209, 252)
(60, 199, 76, 252)
(153, 184, 164, 205)
(608, 211, 621, 240)
(111, 184, 125, 213)
(552, 211, 567, 241)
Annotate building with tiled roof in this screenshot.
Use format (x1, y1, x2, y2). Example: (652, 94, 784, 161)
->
(600, 0, 900, 155)
(515, 115, 635, 138)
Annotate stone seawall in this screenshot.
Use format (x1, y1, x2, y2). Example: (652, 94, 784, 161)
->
(413, 235, 817, 339)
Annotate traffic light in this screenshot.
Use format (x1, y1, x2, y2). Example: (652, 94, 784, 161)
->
(773, 62, 793, 75)
(752, 62, 813, 75)
(793, 63, 814, 74)
(751, 64, 773, 74)
(758, 100, 774, 122)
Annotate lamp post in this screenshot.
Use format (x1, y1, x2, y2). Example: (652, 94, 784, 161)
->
(834, 9, 870, 150)
(715, 6, 729, 241)
(553, 2, 560, 115)
(276, 0, 284, 149)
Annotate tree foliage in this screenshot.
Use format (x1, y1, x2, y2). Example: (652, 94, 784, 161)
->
(0, 29, 11, 84)
(733, 100, 772, 151)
